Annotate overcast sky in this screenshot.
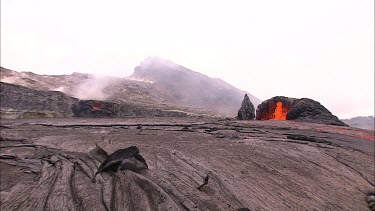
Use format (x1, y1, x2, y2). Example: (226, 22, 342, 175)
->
(1, 0, 374, 119)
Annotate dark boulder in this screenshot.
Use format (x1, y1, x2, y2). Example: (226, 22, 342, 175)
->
(72, 100, 115, 118)
(237, 94, 255, 120)
(286, 98, 348, 126)
(256, 96, 348, 126)
(94, 146, 148, 180)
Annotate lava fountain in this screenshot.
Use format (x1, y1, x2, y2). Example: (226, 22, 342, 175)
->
(256, 96, 294, 121)
(272, 102, 287, 120)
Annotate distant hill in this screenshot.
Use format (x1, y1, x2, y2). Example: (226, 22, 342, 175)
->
(341, 116, 374, 131)
(1, 58, 261, 117)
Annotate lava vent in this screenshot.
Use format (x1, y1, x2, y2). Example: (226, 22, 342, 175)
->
(256, 96, 294, 120)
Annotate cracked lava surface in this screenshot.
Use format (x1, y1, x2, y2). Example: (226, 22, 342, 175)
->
(1, 117, 374, 210)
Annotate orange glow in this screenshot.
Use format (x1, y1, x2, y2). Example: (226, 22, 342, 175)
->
(92, 102, 103, 110)
(272, 102, 287, 120)
(92, 106, 101, 110)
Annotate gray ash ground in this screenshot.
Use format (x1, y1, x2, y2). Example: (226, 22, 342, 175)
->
(0, 117, 374, 210)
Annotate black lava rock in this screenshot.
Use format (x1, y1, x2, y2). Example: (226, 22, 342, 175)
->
(237, 94, 255, 120)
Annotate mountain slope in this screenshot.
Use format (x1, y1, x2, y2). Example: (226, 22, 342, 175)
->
(130, 57, 261, 116)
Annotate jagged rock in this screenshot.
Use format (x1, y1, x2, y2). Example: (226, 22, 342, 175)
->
(237, 94, 255, 120)
(256, 96, 348, 126)
(94, 146, 148, 179)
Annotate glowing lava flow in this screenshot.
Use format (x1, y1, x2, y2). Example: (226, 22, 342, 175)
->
(272, 102, 287, 120)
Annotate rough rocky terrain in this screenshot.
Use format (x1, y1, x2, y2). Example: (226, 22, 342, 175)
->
(1, 117, 374, 210)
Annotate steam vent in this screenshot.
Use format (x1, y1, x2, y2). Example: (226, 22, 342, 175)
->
(237, 94, 255, 120)
(256, 96, 348, 126)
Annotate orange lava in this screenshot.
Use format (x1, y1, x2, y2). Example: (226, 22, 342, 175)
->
(272, 102, 287, 120)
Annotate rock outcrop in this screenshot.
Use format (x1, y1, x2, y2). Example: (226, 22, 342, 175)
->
(256, 96, 348, 126)
(237, 94, 255, 120)
(0, 82, 191, 119)
(0, 82, 78, 119)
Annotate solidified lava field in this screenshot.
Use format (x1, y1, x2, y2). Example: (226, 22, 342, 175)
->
(0, 117, 374, 210)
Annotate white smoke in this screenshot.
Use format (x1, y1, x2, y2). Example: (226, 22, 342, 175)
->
(73, 75, 115, 100)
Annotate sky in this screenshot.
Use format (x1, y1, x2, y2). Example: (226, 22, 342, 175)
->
(1, 0, 374, 119)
